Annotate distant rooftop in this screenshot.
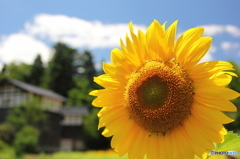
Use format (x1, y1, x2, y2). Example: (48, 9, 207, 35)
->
(0, 78, 66, 102)
(61, 106, 89, 126)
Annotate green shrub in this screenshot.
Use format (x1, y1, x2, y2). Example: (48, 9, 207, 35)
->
(0, 123, 15, 144)
(14, 125, 40, 156)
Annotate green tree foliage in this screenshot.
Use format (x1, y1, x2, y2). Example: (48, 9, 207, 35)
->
(0, 62, 31, 81)
(1, 64, 7, 75)
(67, 50, 101, 106)
(76, 51, 97, 81)
(83, 108, 110, 150)
(14, 125, 40, 155)
(67, 77, 96, 106)
(227, 60, 240, 104)
(7, 97, 47, 130)
(47, 42, 77, 97)
(24, 54, 44, 86)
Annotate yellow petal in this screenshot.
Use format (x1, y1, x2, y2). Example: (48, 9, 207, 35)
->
(110, 48, 126, 66)
(101, 115, 128, 137)
(192, 102, 234, 124)
(166, 132, 183, 159)
(146, 135, 161, 159)
(183, 37, 212, 69)
(195, 86, 240, 100)
(128, 22, 146, 64)
(120, 39, 140, 69)
(175, 27, 204, 63)
(184, 118, 215, 150)
(89, 88, 124, 97)
(93, 74, 124, 89)
(92, 94, 124, 107)
(114, 122, 137, 156)
(191, 112, 226, 143)
(191, 108, 227, 143)
(146, 20, 166, 59)
(128, 128, 147, 159)
(181, 126, 207, 158)
(98, 106, 128, 128)
(194, 94, 237, 112)
(111, 118, 134, 148)
(173, 126, 194, 159)
(188, 61, 234, 80)
(165, 20, 178, 59)
(193, 73, 233, 87)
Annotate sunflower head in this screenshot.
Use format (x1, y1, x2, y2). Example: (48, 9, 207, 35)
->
(90, 20, 239, 159)
(125, 60, 194, 134)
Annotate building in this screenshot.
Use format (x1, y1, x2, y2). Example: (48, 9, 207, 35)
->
(0, 78, 88, 152)
(60, 106, 89, 151)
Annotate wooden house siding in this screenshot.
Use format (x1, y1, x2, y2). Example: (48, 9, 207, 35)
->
(0, 83, 28, 108)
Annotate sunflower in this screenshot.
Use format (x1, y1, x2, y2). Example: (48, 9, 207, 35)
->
(90, 20, 239, 159)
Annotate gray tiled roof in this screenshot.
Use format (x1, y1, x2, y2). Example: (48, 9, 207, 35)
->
(3, 78, 66, 102)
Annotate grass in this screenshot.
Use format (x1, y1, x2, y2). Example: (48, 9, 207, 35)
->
(24, 150, 129, 159)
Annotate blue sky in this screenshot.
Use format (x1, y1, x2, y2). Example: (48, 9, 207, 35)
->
(0, 0, 240, 69)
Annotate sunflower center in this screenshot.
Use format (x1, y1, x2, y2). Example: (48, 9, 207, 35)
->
(137, 76, 168, 108)
(124, 60, 194, 134)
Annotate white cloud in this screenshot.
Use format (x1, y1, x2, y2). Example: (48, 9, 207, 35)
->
(225, 25, 240, 37)
(198, 25, 224, 36)
(199, 45, 217, 63)
(0, 33, 52, 67)
(0, 14, 147, 67)
(198, 24, 240, 37)
(220, 41, 240, 51)
(25, 14, 147, 49)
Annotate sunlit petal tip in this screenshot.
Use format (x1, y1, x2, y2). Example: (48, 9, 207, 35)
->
(161, 21, 167, 30)
(226, 72, 238, 77)
(151, 19, 164, 30)
(129, 21, 134, 32)
(153, 19, 159, 23)
(166, 20, 178, 49)
(89, 90, 98, 96)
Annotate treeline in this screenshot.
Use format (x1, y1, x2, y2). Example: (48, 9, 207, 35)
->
(0, 42, 101, 102)
(0, 42, 110, 153)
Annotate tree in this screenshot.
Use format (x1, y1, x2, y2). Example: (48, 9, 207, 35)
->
(67, 76, 96, 106)
(0, 62, 31, 81)
(24, 54, 44, 86)
(47, 42, 77, 97)
(76, 51, 97, 82)
(67, 50, 101, 106)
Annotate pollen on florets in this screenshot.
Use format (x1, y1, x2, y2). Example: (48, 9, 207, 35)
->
(124, 60, 194, 133)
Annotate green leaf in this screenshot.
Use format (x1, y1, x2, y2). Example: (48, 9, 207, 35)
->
(215, 131, 240, 151)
